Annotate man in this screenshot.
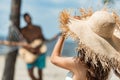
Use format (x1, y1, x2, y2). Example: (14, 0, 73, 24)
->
(21, 13, 46, 80)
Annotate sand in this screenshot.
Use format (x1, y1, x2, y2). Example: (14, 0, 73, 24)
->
(0, 55, 120, 80)
(0, 55, 67, 80)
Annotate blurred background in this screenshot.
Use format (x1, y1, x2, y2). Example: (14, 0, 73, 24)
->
(1, 0, 120, 54)
(1, 0, 120, 40)
(0, 0, 120, 80)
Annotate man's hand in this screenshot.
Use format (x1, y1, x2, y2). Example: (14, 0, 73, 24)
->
(23, 46, 39, 55)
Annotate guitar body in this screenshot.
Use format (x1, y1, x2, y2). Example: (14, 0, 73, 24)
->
(19, 48, 38, 63)
(18, 39, 47, 63)
(0, 39, 47, 63)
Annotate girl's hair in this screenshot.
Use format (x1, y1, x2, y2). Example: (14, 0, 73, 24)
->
(77, 48, 110, 80)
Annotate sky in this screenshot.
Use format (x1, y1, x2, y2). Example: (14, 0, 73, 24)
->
(0, 0, 120, 39)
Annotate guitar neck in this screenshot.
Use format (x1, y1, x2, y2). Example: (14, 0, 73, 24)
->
(0, 40, 29, 47)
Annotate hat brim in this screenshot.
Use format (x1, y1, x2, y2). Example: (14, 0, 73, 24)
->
(60, 11, 120, 70)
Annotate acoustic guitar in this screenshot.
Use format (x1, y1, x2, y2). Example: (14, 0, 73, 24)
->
(0, 39, 47, 63)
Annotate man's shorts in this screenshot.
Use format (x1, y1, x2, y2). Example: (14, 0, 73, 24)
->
(27, 53, 46, 69)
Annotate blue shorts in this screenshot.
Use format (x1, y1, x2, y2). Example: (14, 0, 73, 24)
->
(27, 53, 46, 69)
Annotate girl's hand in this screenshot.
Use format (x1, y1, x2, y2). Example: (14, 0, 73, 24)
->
(60, 32, 67, 39)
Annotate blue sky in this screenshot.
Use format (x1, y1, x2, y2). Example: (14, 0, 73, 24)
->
(0, 0, 120, 39)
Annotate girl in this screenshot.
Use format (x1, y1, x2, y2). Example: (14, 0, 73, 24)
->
(51, 34, 90, 80)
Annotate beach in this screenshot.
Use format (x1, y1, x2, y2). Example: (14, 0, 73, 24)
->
(0, 40, 76, 80)
(0, 55, 120, 80)
(0, 55, 68, 80)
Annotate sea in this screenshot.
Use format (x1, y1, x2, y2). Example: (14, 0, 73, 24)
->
(0, 36, 77, 56)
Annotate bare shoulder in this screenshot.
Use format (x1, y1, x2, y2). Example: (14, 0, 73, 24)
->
(21, 26, 27, 32)
(33, 25, 41, 29)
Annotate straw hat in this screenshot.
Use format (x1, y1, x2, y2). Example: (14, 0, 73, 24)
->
(60, 10, 120, 71)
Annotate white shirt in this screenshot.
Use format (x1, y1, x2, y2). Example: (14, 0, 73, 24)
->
(65, 72, 73, 80)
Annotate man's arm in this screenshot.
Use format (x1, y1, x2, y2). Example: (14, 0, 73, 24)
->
(39, 26, 61, 42)
(38, 27, 47, 41)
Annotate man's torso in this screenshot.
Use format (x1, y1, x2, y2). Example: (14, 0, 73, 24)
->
(21, 25, 43, 43)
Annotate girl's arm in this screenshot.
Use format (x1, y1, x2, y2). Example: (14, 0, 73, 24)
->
(51, 35, 75, 70)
